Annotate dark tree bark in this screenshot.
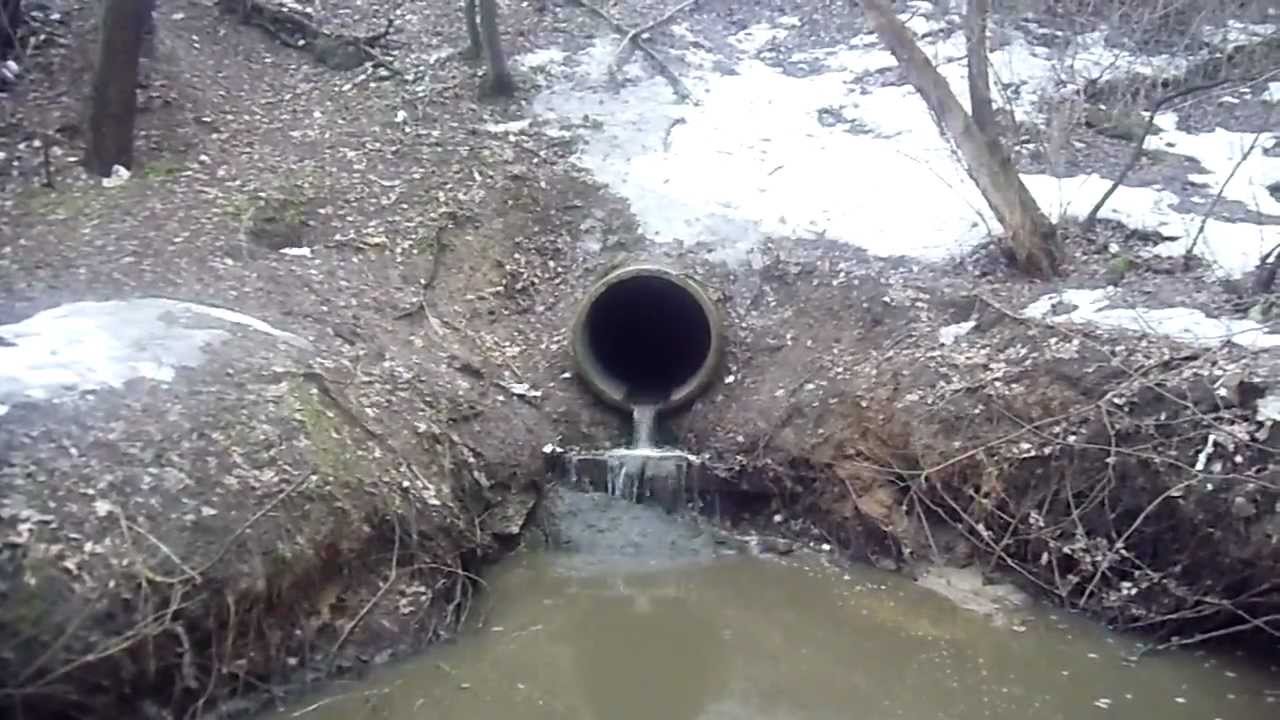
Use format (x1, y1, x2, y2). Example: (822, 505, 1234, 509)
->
(462, 0, 482, 60)
(854, 0, 1058, 277)
(1, 0, 22, 60)
(475, 0, 514, 97)
(964, 0, 996, 138)
(140, 0, 157, 59)
(85, 0, 151, 177)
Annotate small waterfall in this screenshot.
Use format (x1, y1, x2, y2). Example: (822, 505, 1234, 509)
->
(632, 404, 657, 449)
(547, 403, 698, 512)
(606, 451, 645, 502)
(604, 404, 659, 503)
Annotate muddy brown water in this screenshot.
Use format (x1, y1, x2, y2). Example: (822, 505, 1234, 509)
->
(267, 491, 1278, 720)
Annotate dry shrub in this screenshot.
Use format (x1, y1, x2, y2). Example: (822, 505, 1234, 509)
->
(798, 334, 1280, 654)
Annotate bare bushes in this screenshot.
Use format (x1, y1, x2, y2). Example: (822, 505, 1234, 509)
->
(808, 315, 1280, 654)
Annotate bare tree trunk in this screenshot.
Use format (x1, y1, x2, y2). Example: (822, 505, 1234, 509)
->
(140, 0, 157, 59)
(477, 0, 514, 97)
(462, 0, 481, 60)
(85, 0, 151, 177)
(964, 0, 996, 138)
(1, 0, 21, 60)
(855, 0, 1058, 277)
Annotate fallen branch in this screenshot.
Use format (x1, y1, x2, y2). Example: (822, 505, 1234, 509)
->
(571, 0, 696, 103)
(218, 0, 401, 74)
(608, 0, 701, 78)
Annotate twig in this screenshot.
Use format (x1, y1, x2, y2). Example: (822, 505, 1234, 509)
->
(1081, 78, 1231, 231)
(117, 510, 202, 582)
(13, 586, 109, 687)
(393, 218, 452, 321)
(572, 0, 696, 103)
(38, 133, 55, 189)
(911, 493, 941, 563)
(400, 561, 488, 587)
(291, 693, 351, 717)
(1148, 613, 1280, 652)
(1077, 478, 1198, 607)
(24, 593, 199, 690)
(1182, 127, 1268, 270)
(607, 0, 701, 78)
(193, 472, 316, 577)
(300, 370, 441, 498)
(329, 517, 400, 673)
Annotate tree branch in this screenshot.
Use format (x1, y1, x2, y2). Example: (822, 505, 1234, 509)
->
(1080, 78, 1233, 231)
(572, 0, 697, 103)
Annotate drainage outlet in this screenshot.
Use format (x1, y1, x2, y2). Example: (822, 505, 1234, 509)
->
(571, 265, 723, 413)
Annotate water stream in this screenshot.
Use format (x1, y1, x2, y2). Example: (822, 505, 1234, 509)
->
(632, 404, 657, 450)
(267, 490, 1278, 720)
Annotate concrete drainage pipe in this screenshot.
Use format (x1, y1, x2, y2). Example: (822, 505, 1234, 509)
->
(571, 265, 723, 413)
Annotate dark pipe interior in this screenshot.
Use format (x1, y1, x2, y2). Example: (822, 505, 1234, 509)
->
(583, 275, 713, 405)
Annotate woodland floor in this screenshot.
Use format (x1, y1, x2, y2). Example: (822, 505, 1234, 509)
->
(3, 0, 1280, 717)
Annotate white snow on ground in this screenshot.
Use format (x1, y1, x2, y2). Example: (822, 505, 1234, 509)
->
(938, 321, 977, 346)
(518, 8, 1280, 274)
(1021, 288, 1280, 350)
(1021, 173, 1279, 278)
(0, 298, 306, 416)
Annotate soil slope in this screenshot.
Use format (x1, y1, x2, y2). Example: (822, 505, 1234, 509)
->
(2, 1, 1279, 718)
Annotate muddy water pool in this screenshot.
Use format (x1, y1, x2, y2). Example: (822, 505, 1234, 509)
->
(269, 492, 1277, 720)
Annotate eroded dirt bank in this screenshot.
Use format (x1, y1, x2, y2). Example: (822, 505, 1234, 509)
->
(2, 0, 1279, 718)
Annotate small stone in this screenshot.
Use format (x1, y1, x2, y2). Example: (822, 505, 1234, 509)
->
(1103, 256, 1132, 286)
(1231, 495, 1257, 519)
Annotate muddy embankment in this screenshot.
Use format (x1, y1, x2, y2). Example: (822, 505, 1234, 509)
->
(558, 241, 1280, 657)
(0, 298, 555, 720)
(3, 4, 1280, 720)
(7, 244, 1280, 720)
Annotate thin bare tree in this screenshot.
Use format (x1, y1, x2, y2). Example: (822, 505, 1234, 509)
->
(854, 0, 1058, 277)
(463, 0, 514, 97)
(1, 0, 21, 61)
(85, 0, 152, 177)
(964, 0, 996, 138)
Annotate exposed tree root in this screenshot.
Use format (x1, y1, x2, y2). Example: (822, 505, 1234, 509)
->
(775, 299, 1280, 658)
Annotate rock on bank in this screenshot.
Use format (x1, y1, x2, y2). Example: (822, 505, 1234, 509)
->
(0, 299, 541, 719)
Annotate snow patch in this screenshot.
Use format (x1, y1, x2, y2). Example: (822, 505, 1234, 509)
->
(730, 23, 789, 54)
(485, 118, 534, 134)
(1256, 394, 1280, 423)
(516, 47, 570, 70)
(1021, 288, 1280, 350)
(1021, 174, 1280, 278)
(520, 13, 1280, 273)
(939, 321, 976, 346)
(0, 298, 308, 416)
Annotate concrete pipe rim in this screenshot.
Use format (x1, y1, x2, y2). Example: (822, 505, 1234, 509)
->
(571, 264, 724, 414)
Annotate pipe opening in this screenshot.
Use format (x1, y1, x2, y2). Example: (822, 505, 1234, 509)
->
(578, 273, 716, 408)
